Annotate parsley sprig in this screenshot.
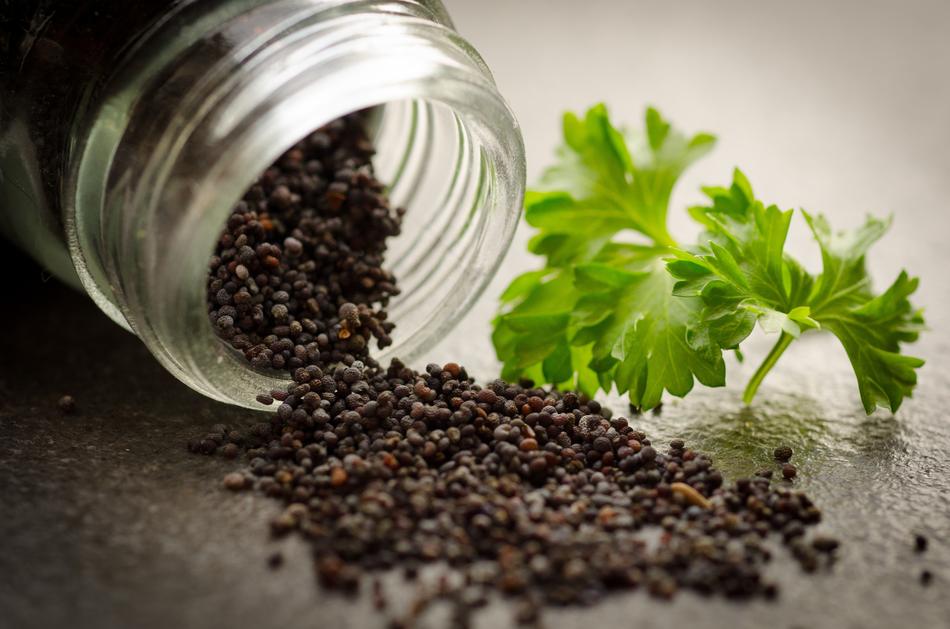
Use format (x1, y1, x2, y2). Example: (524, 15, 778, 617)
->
(493, 104, 925, 413)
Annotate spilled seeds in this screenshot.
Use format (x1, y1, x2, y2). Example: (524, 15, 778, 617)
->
(191, 113, 839, 625)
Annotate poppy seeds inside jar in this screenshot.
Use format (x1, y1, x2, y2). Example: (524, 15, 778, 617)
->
(195, 112, 838, 624)
(206, 112, 402, 376)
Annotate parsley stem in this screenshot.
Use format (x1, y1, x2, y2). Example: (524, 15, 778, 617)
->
(743, 332, 794, 405)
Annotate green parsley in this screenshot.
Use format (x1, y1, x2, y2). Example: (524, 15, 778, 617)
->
(493, 104, 925, 413)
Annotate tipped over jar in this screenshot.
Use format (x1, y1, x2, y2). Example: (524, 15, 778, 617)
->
(0, 0, 525, 407)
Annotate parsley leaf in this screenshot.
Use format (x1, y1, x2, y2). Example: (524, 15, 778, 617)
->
(669, 170, 925, 412)
(525, 104, 715, 265)
(668, 169, 818, 349)
(491, 267, 604, 395)
(493, 105, 718, 406)
(804, 212, 925, 412)
(573, 245, 724, 409)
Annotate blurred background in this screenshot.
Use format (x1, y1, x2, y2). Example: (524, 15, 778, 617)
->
(432, 0, 950, 376)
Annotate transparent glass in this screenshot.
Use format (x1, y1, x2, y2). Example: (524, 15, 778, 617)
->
(0, 0, 525, 408)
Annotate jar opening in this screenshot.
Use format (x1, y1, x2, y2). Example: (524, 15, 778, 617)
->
(71, 0, 525, 408)
(182, 94, 520, 408)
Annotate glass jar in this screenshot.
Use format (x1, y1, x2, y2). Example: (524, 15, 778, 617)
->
(0, 0, 525, 408)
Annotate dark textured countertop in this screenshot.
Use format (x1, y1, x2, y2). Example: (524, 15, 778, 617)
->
(2, 1, 950, 627)
(3, 273, 949, 629)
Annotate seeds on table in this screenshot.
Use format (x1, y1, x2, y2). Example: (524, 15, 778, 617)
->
(774, 445, 794, 462)
(223, 472, 246, 491)
(57, 394, 76, 414)
(191, 112, 837, 623)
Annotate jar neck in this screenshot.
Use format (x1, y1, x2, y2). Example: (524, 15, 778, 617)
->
(66, 0, 524, 407)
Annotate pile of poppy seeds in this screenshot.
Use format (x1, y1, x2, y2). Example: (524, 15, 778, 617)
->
(193, 113, 838, 626)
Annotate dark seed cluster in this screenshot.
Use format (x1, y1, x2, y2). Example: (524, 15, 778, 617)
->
(195, 113, 839, 625)
(206, 113, 403, 373)
(193, 360, 838, 623)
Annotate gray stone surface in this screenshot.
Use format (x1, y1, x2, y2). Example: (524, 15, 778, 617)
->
(2, 0, 949, 627)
